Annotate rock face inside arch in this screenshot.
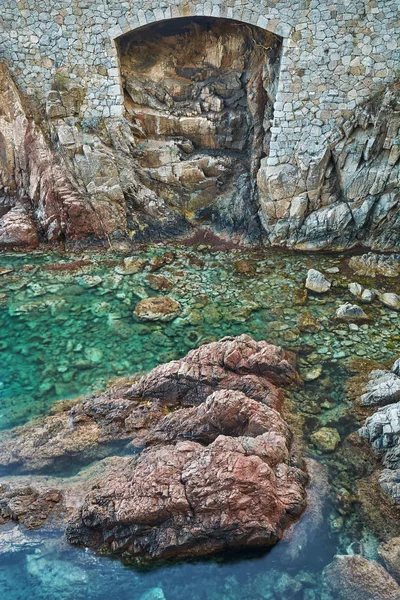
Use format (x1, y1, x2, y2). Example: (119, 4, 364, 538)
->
(118, 18, 282, 244)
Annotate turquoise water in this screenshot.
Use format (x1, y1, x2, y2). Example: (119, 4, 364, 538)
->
(0, 245, 399, 599)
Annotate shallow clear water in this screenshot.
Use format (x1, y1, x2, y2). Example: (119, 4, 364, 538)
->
(0, 245, 399, 599)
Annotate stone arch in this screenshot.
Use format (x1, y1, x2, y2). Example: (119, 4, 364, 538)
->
(108, 6, 292, 42)
(111, 14, 285, 243)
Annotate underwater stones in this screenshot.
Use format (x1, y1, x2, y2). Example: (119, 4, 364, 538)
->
(233, 260, 257, 276)
(298, 312, 321, 333)
(348, 282, 376, 303)
(77, 275, 103, 288)
(147, 252, 175, 272)
(145, 274, 174, 292)
(115, 257, 145, 275)
(348, 254, 400, 278)
(293, 288, 308, 305)
(303, 366, 323, 381)
(310, 427, 340, 452)
(324, 555, 400, 600)
(348, 282, 363, 299)
(378, 293, 400, 311)
(378, 538, 400, 583)
(84, 347, 103, 363)
(140, 589, 166, 600)
(305, 269, 331, 294)
(133, 296, 182, 322)
(335, 303, 369, 323)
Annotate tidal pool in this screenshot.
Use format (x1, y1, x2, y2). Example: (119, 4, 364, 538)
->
(0, 244, 399, 599)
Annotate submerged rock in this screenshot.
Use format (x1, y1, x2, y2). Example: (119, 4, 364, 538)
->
(115, 257, 145, 275)
(133, 296, 182, 321)
(378, 538, 400, 583)
(305, 269, 331, 293)
(324, 555, 400, 600)
(310, 427, 340, 452)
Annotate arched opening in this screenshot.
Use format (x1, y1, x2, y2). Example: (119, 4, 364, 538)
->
(116, 17, 282, 243)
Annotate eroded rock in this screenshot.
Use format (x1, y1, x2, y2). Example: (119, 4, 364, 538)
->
(324, 555, 400, 600)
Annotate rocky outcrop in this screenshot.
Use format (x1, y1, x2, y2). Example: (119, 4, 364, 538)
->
(0, 64, 126, 247)
(324, 555, 400, 600)
(118, 18, 281, 245)
(66, 388, 307, 560)
(358, 359, 400, 505)
(349, 252, 400, 278)
(258, 82, 400, 251)
(0, 335, 307, 562)
(0, 335, 300, 475)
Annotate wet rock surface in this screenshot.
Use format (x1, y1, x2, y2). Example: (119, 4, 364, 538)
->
(0, 335, 307, 562)
(324, 554, 400, 600)
(133, 296, 182, 321)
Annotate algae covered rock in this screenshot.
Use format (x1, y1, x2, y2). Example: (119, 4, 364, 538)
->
(324, 554, 400, 600)
(310, 427, 340, 452)
(378, 537, 400, 583)
(133, 296, 182, 321)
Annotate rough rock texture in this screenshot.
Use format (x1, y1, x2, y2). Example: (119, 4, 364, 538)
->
(66, 389, 307, 560)
(359, 359, 400, 505)
(378, 537, 400, 583)
(0, 64, 126, 247)
(0, 335, 307, 562)
(323, 555, 400, 600)
(0, 484, 62, 529)
(259, 82, 400, 251)
(335, 303, 369, 322)
(118, 18, 281, 244)
(349, 253, 400, 278)
(0, 335, 300, 474)
(305, 269, 331, 293)
(2, 16, 400, 250)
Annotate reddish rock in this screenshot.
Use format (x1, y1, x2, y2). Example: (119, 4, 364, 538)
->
(66, 389, 307, 560)
(0, 206, 39, 248)
(127, 334, 301, 410)
(0, 484, 62, 530)
(0, 335, 307, 563)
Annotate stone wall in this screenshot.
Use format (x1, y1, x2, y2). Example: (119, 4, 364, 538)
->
(0, 1, 399, 249)
(1, 1, 399, 166)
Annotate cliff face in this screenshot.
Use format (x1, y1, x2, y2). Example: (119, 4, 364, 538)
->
(258, 82, 400, 251)
(0, 49, 399, 250)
